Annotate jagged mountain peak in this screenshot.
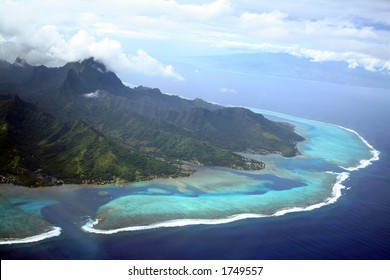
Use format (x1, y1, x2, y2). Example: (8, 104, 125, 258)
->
(13, 57, 30, 68)
(80, 57, 108, 73)
(64, 57, 109, 74)
(59, 58, 126, 96)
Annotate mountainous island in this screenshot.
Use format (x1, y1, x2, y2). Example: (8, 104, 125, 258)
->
(0, 58, 304, 187)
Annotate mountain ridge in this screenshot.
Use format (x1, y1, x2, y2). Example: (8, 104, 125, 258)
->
(0, 57, 304, 186)
(0, 94, 183, 186)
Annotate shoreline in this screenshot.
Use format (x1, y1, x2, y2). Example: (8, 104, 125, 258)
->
(81, 172, 351, 234)
(250, 107, 380, 171)
(0, 109, 381, 241)
(81, 111, 380, 235)
(0, 226, 61, 245)
(336, 126, 380, 171)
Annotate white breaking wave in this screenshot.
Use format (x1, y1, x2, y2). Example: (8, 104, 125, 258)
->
(337, 126, 380, 171)
(0, 226, 61, 245)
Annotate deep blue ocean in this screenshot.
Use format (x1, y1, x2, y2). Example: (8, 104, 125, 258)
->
(1, 76, 389, 260)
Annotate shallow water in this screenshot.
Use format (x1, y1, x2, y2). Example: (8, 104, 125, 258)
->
(0, 106, 378, 247)
(79, 109, 377, 233)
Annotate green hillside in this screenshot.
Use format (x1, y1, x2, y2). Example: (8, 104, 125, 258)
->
(0, 95, 181, 186)
(0, 58, 305, 187)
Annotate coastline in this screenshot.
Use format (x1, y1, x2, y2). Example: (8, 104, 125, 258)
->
(0, 226, 61, 245)
(0, 109, 381, 242)
(81, 172, 351, 234)
(81, 110, 380, 235)
(336, 126, 380, 171)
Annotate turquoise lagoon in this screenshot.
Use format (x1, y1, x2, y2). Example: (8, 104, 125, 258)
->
(0, 109, 379, 243)
(0, 189, 61, 245)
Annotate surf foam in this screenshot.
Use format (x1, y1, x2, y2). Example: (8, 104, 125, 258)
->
(337, 126, 380, 171)
(0, 226, 61, 245)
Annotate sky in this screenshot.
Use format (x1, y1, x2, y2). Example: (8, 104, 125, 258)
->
(1, 0, 390, 83)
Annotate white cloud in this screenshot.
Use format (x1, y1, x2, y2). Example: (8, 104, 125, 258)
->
(235, 0, 390, 26)
(121, 49, 185, 81)
(94, 0, 232, 21)
(237, 10, 387, 53)
(1, 0, 390, 75)
(83, 90, 104, 98)
(176, 0, 232, 20)
(0, 26, 184, 81)
(219, 87, 237, 93)
(92, 21, 170, 40)
(213, 40, 390, 73)
(240, 10, 288, 26)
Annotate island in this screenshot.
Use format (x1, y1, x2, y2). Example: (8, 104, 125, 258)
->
(0, 58, 304, 187)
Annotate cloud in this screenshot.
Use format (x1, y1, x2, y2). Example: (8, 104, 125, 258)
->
(83, 90, 104, 98)
(239, 0, 390, 26)
(219, 87, 237, 93)
(176, 0, 232, 20)
(121, 49, 184, 81)
(94, 0, 232, 21)
(240, 10, 288, 26)
(213, 40, 390, 73)
(92, 21, 170, 40)
(1, 0, 390, 75)
(0, 26, 184, 81)
(237, 10, 387, 52)
(228, 6, 390, 74)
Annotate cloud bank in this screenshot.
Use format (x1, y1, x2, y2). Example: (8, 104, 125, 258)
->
(0, 24, 184, 81)
(1, 0, 389, 75)
(213, 40, 390, 73)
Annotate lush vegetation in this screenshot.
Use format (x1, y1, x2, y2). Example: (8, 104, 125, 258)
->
(0, 95, 181, 186)
(0, 58, 304, 187)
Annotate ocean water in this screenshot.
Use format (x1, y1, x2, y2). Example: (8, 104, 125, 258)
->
(0, 79, 389, 259)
